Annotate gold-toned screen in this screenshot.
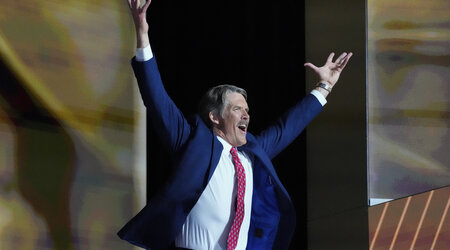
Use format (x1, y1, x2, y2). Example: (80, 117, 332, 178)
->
(368, 0, 450, 205)
(0, 1, 145, 248)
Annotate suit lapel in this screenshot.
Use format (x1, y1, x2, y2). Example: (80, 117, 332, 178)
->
(240, 136, 291, 201)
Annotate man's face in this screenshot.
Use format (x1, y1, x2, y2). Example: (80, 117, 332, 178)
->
(211, 92, 250, 147)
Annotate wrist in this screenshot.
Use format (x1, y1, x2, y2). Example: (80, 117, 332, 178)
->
(136, 34, 150, 49)
(315, 82, 332, 93)
(314, 86, 329, 98)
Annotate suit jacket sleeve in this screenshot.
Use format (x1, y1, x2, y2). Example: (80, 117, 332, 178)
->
(131, 57, 191, 153)
(255, 94, 323, 159)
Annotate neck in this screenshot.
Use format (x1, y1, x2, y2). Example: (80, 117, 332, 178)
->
(213, 127, 227, 140)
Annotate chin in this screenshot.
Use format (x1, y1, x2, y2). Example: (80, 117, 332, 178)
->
(237, 139, 247, 147)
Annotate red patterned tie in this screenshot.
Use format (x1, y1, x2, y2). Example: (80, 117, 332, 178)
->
(227, 147, 246, 250)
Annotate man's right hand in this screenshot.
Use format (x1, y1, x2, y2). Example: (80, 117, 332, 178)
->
(127, 0, 152, 48)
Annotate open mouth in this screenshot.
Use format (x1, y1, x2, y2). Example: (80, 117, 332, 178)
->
(238, 123, 247, 133)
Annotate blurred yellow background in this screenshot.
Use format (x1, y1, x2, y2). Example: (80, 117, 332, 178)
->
(0, 0, 146, 249)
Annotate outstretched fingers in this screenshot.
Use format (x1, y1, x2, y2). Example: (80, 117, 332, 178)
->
(127, 0, 137, 10)
(127, 0, 151, 12)
(335, 52, 348, 64)
(337, 52, 353, 69)
(326, 52, 335, 64)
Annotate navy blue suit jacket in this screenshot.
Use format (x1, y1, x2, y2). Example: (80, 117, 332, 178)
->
(118, 57, 323, 249)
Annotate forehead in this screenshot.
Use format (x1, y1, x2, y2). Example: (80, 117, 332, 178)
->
(225, 92, 248, 107)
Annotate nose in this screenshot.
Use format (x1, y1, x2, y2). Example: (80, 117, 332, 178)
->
(242, 110, 249, 120)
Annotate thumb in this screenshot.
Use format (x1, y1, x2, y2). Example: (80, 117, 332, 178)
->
(142, 0, 152, 12)
(304, 63, 319, 72)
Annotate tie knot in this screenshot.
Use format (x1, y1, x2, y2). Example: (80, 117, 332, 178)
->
(230, 147, 238, 155)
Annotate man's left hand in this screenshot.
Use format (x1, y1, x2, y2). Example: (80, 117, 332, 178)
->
(304, 52, 353, 88)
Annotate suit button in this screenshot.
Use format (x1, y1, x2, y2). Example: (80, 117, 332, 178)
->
(254, 228, 264, 238)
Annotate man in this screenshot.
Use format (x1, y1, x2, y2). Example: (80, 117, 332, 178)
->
(119, 0, 353, 249)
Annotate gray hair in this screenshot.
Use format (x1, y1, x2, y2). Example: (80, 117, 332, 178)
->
(198, 84, 247, 128)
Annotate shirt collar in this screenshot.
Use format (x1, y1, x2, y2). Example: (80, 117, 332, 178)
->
(216, 136, 233, 153)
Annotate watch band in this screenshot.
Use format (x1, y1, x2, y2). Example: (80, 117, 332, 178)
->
(316, 82, 332, 92)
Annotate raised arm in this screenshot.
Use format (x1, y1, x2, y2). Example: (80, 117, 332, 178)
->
(257, 52, 353, 158)
(127, 0, 151, 48)
(126, 0, 191, 153)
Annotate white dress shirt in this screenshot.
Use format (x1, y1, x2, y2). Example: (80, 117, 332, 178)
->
(175, 137, 253, 249)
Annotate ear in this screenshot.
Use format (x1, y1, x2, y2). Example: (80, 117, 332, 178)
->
(209, 111, 220, 126)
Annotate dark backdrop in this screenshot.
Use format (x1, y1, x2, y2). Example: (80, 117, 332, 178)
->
(145, 0, 309, 248)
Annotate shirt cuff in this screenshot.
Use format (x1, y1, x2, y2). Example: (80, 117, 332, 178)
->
(136, 44, 153, 62)
(310, 89, 327, 106)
